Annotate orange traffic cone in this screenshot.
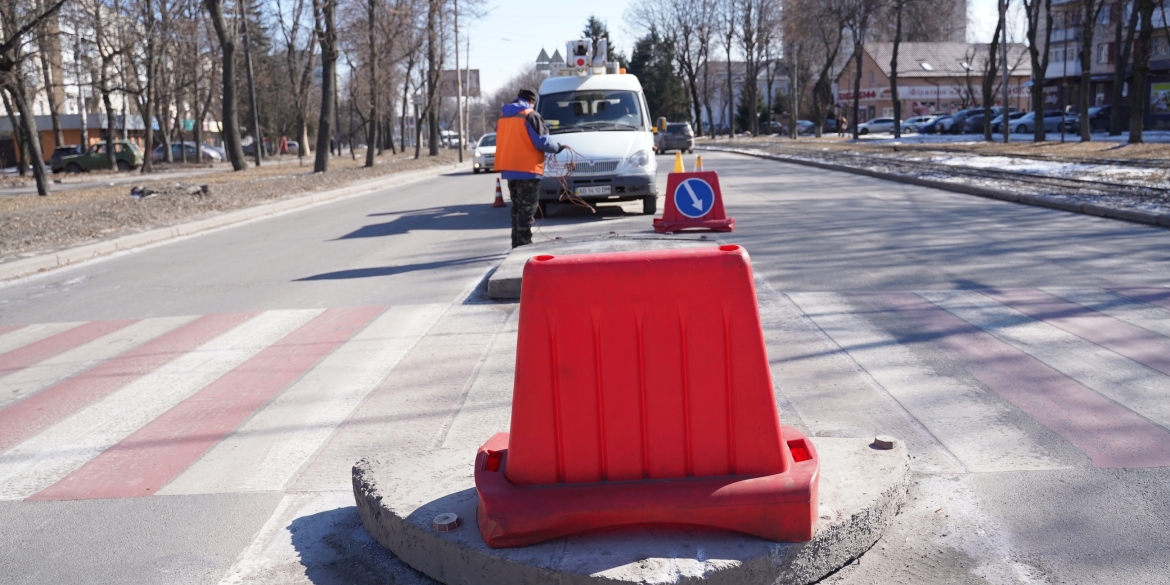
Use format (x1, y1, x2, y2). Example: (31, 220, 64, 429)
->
(492, 178, 507, 208)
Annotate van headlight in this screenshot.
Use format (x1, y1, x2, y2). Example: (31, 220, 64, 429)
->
(474, 151, 481, 157)
(624, 150, 650, 170)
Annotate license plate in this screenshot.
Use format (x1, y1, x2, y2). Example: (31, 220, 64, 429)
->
(575, 185, 611, 196)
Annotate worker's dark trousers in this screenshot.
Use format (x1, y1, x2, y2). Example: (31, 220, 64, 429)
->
(508, 179, 541, 248)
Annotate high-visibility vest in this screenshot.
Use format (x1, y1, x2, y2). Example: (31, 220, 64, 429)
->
(495, 109, 545, 176)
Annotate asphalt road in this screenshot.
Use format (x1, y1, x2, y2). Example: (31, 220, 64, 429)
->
(1, 150, 1169, 584)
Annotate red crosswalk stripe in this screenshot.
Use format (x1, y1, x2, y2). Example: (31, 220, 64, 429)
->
(869, 291, 1170, 469)
(30, 306, 385, 501)
(0, 313, 258, 453)
(985, 288, 1170, 378)
(0, 321, 137, 378)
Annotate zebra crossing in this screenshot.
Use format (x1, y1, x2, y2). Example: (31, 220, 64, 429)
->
(1, 286, 1169, 507)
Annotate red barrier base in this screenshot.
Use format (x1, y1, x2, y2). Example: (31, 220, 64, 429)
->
(652, 216, 735, 233)
(475, 428, 819, 549)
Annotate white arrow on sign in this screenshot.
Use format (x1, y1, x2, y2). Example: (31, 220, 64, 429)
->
(681, 181, 704, 212)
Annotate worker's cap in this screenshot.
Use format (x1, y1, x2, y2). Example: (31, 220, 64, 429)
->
(517, 89, 537, 104)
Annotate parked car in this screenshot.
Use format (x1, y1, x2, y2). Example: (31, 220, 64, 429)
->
(857, 117, 896, 134)
(657, 122, 696, 153)
(472, 133, 496, 173)
(49, 145, 84, 173)
(284, 140, 300, 155)
(59, 140, 143, 172)
(899, 115, 934, 133)
(152, 141, 223, 163)
(1010, 110, 1071, 134)
(1079, 105, 1111, 133)
(822, 117, 839, 133)
(946, 108, 983, 134)
(918, 115, 952, 134)
(990, 111, 1028, 133)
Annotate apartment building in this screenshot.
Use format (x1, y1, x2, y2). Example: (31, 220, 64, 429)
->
(1039, 0, 1170, 127)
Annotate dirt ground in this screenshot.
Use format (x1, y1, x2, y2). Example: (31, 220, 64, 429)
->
(1, 150, 461, 263)
(710, 135, 1170, 163)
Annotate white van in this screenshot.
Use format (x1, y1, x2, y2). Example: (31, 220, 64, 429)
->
(536, 41, 658, 215)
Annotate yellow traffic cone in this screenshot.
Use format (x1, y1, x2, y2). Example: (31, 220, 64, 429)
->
(673, 151, 685, 173)
(492, 178, 507, 208)
(694, 156, 704, 171)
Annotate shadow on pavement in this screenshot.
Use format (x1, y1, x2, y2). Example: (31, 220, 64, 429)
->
(289, 506, 436, 585)
(296, 254, 505, 281)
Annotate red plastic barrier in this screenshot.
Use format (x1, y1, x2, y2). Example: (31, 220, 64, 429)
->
(474, 246, 819, 548)
(653, 171, 735, 233)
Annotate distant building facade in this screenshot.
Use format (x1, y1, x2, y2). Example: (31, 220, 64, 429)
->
(836, 42, 1033, 122)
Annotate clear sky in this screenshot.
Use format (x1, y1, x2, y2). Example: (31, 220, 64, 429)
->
(466, 0, 1002, 97)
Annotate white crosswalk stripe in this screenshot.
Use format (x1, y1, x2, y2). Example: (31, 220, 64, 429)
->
(1043, 287, 1170, 338)
(159, 303, 447, 495)
(922, 290, 1170, 432)
(0, 322, 85, 358)
(789, 292, 1067, 472)
(0, 310, 321, 500)
(0, 316, 196, 411)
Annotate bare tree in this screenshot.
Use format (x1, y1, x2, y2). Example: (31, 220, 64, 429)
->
(835, 0, 883, 139)
(1075, 0, 1107, 141)
(1109, 0, 1138, 135)
(203, 0, 246, 169)
(1023, 0, 1052, 141)
(310, 0, 336, 170)
(0, 0, 70, 195)
(1129, 0, 1157, 142)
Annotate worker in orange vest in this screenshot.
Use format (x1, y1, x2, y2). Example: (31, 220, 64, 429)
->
(495, 88, 564, 248)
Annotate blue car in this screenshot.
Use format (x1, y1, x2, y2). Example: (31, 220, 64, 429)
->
(918, 116, 952, 134)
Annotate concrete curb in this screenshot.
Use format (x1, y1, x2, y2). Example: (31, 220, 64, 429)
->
(353, 438, 910, 585)
(699, 146, 1170, 228)
(0, 162, 470, 282)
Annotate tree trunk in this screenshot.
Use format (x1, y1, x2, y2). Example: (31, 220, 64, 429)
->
(204, 0, 247, 170)
(1129, 0, 1156, 142)
(1110, 2, 1139, 135)
(851, 42, 863, 139)
(982, 17, 1001, 143)
(1078, 0, 1102, 141)
(241, 3, 262, 167)
(425, 0, 439, 156)
(313, 0, 338, 172)
(365, 0, 378, 167)
(1, 90, 27, 177)
(1026, 0, 1053, 142)
(891, 0, 904, 139)
(4, 83, 50, 195)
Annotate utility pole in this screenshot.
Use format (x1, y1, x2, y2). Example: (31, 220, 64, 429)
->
(241, 1, 263, 166)
(454, 0, 464, 162)
(1000, 0, 1010, 143)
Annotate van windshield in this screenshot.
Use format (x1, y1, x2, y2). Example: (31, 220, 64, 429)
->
(538, 90, 644, 134)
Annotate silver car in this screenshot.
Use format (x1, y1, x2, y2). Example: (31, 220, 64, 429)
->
(1010, 111, 1071, 134)
(857, 117, 896, 134)
(473, 133, 496, 173)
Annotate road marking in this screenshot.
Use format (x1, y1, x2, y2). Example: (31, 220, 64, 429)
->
(985, 288, 1170, 378)
(32, 307, 385, 501)
(926, 290, 1170, 439)
(791, 292, 1066, 472)
(0, 323, 81, 356)
(160, 303, 447, 495)
(1110, 286, 1170, 312)
(217, 491, 357, 585)
(0, 316, 198, 413)
(0, 309, 321, 500)
(877, 291, 1170, 468)
(1043, 287, 1170, 338)
(756, 284, 963, 474)
(0, 320, 135, 378)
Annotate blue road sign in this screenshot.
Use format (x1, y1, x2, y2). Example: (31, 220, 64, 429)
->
(673, 178, 715, 219)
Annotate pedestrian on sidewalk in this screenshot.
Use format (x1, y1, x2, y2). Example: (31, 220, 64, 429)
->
(495, 88, 565, 248)
(837, 113, 848, 137)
